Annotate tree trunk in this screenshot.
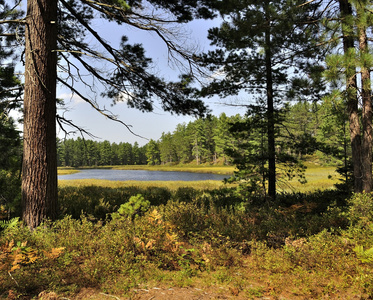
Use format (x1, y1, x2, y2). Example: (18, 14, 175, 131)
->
(265, 2, 276, 200)
(359, 20, 372, 192)
(22, 0, 58, 229)
(338, 0, 362, 193)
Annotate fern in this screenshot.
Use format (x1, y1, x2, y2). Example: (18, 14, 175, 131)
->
(0, 217, 19, 230)
(354, 245, 373, 263)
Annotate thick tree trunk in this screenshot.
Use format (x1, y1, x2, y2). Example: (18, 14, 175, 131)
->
(359, 24, 372, 192)
(22, 0, 58, 229)
(338, 0, 363, 193)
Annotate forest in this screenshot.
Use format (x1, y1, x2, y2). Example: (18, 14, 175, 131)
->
(2, 0, 373, 299)
(58, 101, 347, 168)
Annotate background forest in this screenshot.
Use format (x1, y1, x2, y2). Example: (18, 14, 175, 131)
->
(58, 101, 350, 183)
(58, 102, 348, 168)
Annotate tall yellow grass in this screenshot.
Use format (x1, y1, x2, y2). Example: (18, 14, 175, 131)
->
(58, 179, 227, 190)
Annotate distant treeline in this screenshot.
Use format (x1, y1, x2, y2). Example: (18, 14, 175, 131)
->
(57, 113, 240, 167)
(57, 102, 348, 167)
(57, 140, 147, 167)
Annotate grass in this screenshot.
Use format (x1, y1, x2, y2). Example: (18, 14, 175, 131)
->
(58, 179, 227, 190)
(282, 163, 341, 193)
(57, 167, 80, 175)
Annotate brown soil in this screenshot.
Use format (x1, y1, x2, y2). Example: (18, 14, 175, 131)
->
(70, 286, 266, 300)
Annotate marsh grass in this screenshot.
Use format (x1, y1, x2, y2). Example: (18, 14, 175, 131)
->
(58, 179, 227, 190)
(112, 164, 236, 175)
(57, 167, 80, 175)
(58, 163, 339, 194)
(281, 164, 340, 193)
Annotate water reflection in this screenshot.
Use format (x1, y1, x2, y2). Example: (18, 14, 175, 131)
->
(58, 169, 228, 181)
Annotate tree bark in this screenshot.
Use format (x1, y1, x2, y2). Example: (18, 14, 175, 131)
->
(358, 19, 372, 192)
(22, 0, 58, 229)
(338, 0, 362, 193)
(265, 2, 276, 200)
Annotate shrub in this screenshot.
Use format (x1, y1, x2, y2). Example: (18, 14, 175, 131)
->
(347, 192, 373, 227)
(116, 194, 150, 219)
(0, 170, 21, 219)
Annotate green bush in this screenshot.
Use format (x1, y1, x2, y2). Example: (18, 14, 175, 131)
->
(116, 194, 150, 219)
(347, 192, 373, 227)
(0, 170, 21, 219)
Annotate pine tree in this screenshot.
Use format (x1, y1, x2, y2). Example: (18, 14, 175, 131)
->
(0, 1, 23, 217)
(322, 0, 373, 192)
(200, 0, 322, 199)
(146, 139, 161, 165)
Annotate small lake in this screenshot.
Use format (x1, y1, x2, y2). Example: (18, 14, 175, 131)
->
(58, 169, 229, 181)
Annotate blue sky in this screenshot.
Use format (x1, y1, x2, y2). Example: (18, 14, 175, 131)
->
(50, 15, 241, 146)
(8, 2, 246, 146)
(55, 17, 243, 146)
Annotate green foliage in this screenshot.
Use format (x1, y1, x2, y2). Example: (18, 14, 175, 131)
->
(59, 185, 173, 219)
(146, 139, 160, 165)
(0, 116, 22, 220)
(347, 192, 373, 227)
(0, 26, 22, 221)
(116, 194, 150, 219)
(354, 245, 373, 264)
(1, 183, 370, 299)
(58, 138, 147, 167)
(0, 217, 19, 230)
(0, 169, 21, 219)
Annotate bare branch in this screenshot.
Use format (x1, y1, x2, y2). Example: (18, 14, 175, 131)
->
(0, 19, 26, 24)
(298, 0, 318, 7)
(0, 33, 17, 37)
(57, 77, 148, 140)
(79, 0, 204, 75)
(57, 114, 98, 139)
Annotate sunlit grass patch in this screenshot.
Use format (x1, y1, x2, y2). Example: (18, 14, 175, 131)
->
(58, 179, 228, 190)
(281, 164, 341, 193)
(57, 167, 80, 175)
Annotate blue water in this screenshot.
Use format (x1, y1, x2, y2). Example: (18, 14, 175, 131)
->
(58, 169, 229, 181)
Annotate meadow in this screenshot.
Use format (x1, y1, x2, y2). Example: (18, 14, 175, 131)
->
(2, 164, 373, 299)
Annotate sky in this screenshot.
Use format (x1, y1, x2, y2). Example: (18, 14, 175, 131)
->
(54, 14, 243, 146)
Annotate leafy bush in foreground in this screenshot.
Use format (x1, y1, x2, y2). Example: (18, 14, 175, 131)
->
(3, 187, 369, 299)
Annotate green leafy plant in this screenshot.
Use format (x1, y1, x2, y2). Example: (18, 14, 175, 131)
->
(0, 217, 20, 230)
(347, 192, 373, 226)
(354, 245, 373, 263)
(117, 194, 150, 220)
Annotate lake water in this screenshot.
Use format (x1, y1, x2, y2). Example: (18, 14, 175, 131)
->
(58, 169, 229, 181)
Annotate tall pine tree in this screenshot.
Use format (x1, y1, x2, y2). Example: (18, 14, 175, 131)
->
(200, 0, 322, 199)
(322, 0, 373, 193)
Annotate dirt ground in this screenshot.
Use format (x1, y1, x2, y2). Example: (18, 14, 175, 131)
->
(68, 286, 271, 300)
(36, 286, 365, 300)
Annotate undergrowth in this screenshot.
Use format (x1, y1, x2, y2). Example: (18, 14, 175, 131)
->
(2, 188, 373, 299)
